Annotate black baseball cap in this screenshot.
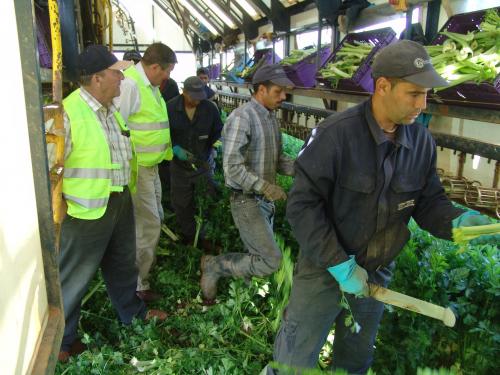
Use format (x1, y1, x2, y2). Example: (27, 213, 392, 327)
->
(252, 64, 295, 87)
(371, 40, 448, 88)
(123, 50, 142, 63)
(183, 76, 207, 100)
(77, 45, 132, 75)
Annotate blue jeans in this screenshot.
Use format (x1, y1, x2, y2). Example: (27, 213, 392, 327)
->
(210, 192, 282, 277)
(270, 258, 392, 374)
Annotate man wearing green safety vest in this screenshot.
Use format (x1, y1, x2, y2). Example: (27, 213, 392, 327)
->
(119, 43, 177, 302)
(54, 45, 167, 362)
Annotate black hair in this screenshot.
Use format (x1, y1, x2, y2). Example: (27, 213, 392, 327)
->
(197, 67, 209, 76)
(252, 80, 274, 93)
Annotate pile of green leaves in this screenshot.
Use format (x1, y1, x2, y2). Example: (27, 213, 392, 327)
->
(55, 132, 498, 374)
(425, 8, 500, 91)
(374, 220, 499, 375)
(319, 41, 374, 88)
(280, 47, 316, 66)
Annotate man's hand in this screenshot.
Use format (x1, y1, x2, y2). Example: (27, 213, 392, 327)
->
(327, 256, 369, 297)
(261, 182, 287, 201)
(173, 145, 189, 161)
(452, 210, 499, 246)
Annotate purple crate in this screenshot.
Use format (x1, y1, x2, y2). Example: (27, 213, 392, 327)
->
(35, 6, 52, 68)
(208, 63, 221, 80)
(316, 27, 396, 93)
(242, 48, 282, 82)
(283, 46, 332, 88)
(429, 7, 500, 109)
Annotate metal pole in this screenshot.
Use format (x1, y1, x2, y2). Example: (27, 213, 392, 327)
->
(316, 18, 322, 69)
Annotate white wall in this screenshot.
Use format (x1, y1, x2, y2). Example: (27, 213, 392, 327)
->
(112, 0, 191, 51)
(0, 2, 49, 374)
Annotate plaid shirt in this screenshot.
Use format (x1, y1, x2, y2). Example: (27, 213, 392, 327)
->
(222, 98, 294, 193)
(50, 88, 133, 186)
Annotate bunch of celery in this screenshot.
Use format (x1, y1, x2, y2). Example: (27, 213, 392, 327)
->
(425, 8, 500, 91)
(280, 47, 316, 65)
(452, 223, 500, 245)
(319, 41, 374, 88)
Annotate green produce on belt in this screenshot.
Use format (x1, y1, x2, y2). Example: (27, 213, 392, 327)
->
(319, 41, 374, 88)
(425, 8, 500, 91)
(280, 47, 315, 66)
(238, 57, 265, 78)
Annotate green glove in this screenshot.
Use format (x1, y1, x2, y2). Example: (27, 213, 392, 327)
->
(452, 210, 499, 246)
(173, 145, 188, 161)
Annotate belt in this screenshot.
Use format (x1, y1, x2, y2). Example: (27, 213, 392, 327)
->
(110, 186, 128, 196)
(229, 188, 264, 199)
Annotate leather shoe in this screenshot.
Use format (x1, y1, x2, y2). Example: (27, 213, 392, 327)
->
(145, 309, 168, 321)
(136, 289, 162, 302)
(200, 255, 219, 304)
(58, 339, 86, 362)
(199, 238, 222, 255)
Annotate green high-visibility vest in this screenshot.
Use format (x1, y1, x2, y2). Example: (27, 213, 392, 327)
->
(62, 89, 136, 220)
(123, 65, 173, 166)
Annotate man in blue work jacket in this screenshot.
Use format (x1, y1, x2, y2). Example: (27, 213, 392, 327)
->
(269, 40, 499, 374)
(167, 76, 223, 250)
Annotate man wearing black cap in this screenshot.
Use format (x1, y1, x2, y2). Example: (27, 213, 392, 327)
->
(267, 40, 496, 374)
(119, 42, 177, 302)
(54, 45, 166, 362)
(167, 76, 223, 249)
(200, 64, 295, 304)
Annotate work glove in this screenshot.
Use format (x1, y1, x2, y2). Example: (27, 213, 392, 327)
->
(327, 256, 369, 297)
(173, 145, 189, 161)
(452, 210, 499, 246)
(261, 182, 287, 201)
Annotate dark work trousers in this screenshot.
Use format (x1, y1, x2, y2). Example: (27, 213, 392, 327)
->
(170, 160, 218, 241)
(58, 187, 147, 351)
(269, 260, 392, 375)
(158, 160, 171, 195)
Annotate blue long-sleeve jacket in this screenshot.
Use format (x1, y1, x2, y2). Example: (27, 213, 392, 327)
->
(287, 99, 464, 272)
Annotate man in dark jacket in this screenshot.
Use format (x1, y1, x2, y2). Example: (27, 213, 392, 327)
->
(168, 76, 223, 250)
(268, 40, 498, 374)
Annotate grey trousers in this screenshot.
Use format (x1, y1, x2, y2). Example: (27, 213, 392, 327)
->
(132, 165, 163, 291)
(58, 188, 146, 351)
(210, 192, 282, 278)
(170, 161, 218, 240)
(270, 259, 392, 374)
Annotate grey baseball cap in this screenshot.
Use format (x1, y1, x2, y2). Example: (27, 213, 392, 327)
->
(252, 64, 295, 87)
(183, 76, 207, 100)
(371, 40, 448, 88)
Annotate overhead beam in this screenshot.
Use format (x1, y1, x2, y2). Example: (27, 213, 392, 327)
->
(153, 0, 195, 49)
(183, 0, 225, 35)
(212, 0, 243, 29)
(249, 0, 272, 18)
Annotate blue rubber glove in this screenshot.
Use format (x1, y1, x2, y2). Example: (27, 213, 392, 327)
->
(452, 210, 499, 246)
(173, 145, 188, 161)
(327, 256, 369, 297)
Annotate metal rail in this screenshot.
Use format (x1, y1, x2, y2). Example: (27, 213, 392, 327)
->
(217, 91, 500, 162)
(213, 80, 500, 124)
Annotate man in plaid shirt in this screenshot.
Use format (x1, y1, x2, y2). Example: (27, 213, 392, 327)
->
(200, 64, 295, 304)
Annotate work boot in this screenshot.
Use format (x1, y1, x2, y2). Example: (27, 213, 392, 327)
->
(199, 238, 222, 255)
(58, 339, 86, 362)
(200, 255, 220, 305)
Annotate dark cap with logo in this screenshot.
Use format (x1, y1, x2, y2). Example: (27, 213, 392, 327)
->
(77, 45, 132, 75)
(183, 76, 207, 100)
(371, 40, 448, 88)
(252, 64, 295, 87)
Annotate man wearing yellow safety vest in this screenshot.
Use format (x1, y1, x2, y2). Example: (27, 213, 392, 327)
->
(55, 45, 167, 362)
(119, 43, 177, 302)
